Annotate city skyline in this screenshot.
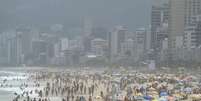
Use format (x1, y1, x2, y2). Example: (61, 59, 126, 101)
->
(0, 0, 201, 68)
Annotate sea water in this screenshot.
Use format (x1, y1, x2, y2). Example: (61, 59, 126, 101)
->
(0, 70, 28, 101)
(0, 90, 13, 101)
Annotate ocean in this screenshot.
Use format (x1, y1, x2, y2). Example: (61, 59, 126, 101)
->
(0, 90, 13, 101)
(0, 70, 28, 101)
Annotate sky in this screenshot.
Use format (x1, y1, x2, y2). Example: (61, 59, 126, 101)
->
(0, 0, 151, 31)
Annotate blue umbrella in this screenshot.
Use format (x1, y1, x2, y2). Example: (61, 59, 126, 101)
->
(144, 95, 153, 100)
(160, 92, 168, 97)
(184, 87, 192, 93)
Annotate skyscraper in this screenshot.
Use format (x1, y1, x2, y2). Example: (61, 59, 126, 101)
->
(109, 26, 127, 61)
(8, 32, 23, 66)
(185, 0, 201, 26)
(185, 0, 201, 48)
(168, 0, 185, 49)
(151, 1, 169, 60)
(168, 0, 201, 49)
(168, 0, 186, 64)
(168, 0, 201, 64)
(91, 38, 107, 56)
(135, 28, 147, 61)
(82, 17, 93, 53)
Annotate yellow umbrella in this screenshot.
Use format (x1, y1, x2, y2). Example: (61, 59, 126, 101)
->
(152, 98, 159, 101)
(136, 93, 143, 96)
(189, 94, 201, 100)
(95, 96, 102, 99)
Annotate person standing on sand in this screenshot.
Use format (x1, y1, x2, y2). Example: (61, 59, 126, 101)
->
(124, 96, 129, 101)
(72, 95, 74, 101)
(80, 96, 86, 101)
(100, 91, 104, 98)
(83, 86, 86, 94)
(62, 98, 66, 101)
(89, 96, 92, 101)
(91, 85, 94, 96)
(75, 96, 78, 101)
(66, 95, 69, 101)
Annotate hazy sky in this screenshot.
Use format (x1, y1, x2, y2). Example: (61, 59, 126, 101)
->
(0, 0, 151, 30)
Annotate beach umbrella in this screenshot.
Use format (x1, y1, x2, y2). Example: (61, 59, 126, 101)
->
(136, 93, 143, 96)
(149, 87, 156, 91)
(174, 84, 182, 89)
(135, 96, 144, 100)
(173, 93, 182, 99)
(143, 95, 153, 100)
(167, 96, 174, 101)
(148, 91, 158, 95)
(152, 98, 159, 101)
(184, 87, 192, 93)
(160, 92, 168, 97)
(159, 97, 168, 101)
(95, 96, 101, 99)
(189, 94, 201, 100)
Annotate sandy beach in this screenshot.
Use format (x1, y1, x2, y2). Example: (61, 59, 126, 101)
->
(0, 67, 201, 101)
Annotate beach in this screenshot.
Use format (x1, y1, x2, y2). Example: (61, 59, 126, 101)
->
(0, 67, 201, 101)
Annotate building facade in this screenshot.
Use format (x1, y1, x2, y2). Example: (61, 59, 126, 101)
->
(109, 26, 128, 61)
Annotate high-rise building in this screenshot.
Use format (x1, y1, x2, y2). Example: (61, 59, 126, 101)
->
(60, 38, 69, 51)
(184, 26, 197, 49)
(145, 27, 152, 52)
(156, 23, 168, 52)
(109, 26, 127, 61)
(8, 38, 18, 65)
(151, 1, 169, 50)
(83, 17, 93, 37)
(120, 38, 135, 57)
(185, 0, 201, 25)
(168, 0, 201, 63)
(0, 32, 13, 64)
(184, 14, 201, 50)
(91, 38, 107, 56)
(7, 32, 23, 65)
(68, 37, 83, 50)
(31, 40, 48, 65)
(16, 28, 32, 54)
(195, 21, 201, 47)
(168, 0, 201, 49)
(135, 28, 147, 61)
(168, 0, 186, 63)
(82, 17, 93, 53)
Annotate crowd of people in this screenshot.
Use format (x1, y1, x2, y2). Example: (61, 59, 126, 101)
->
(3, 68, 201, 101)
(11, 70, 108, 101)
